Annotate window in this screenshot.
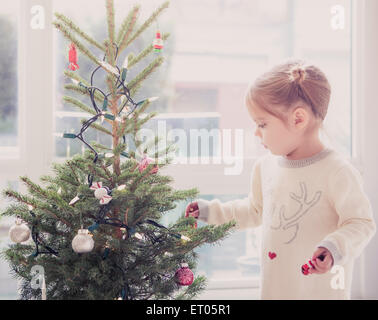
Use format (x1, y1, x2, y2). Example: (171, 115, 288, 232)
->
(52, 0, 353, 298)
(0, 1, 19, 158)
(0, 180, 19, 300)
(0, 1, 21, 300)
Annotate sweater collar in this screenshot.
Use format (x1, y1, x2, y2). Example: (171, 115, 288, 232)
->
(277, 147, 334, 168)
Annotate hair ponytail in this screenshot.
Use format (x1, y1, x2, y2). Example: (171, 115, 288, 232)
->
(246, 59, 331, 123)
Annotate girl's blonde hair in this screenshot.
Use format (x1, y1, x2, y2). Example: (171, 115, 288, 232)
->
(245, 59, 331, 127)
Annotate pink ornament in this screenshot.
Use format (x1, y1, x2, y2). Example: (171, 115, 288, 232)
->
(175, 263, 194, 286)
(138, 154, 158, 174)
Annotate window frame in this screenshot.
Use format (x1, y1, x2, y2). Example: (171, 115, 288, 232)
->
(2, 0, 374, 299)
(0, 0, 54, 190)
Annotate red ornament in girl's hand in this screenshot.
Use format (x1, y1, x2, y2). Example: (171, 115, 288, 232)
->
(301, 255, 325, 275)
(68, 43, 79, 71)
(175, 263, 194, 286)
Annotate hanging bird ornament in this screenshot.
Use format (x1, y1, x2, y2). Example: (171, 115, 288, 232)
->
(68, 42, 79, 71)
(90, 182, 112, 205)
(153, 31, 163, 52)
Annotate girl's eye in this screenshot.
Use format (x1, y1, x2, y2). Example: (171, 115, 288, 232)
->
(258, 124, 266, 129)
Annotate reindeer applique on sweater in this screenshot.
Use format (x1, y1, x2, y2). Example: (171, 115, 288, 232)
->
(270, 182, 322, 244)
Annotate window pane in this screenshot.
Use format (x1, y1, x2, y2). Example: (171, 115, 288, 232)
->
(0, 180, 19, 300)
(0, 2, 19, 155)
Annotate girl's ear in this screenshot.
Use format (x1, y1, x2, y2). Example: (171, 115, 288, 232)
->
(291, 107, 309, 130)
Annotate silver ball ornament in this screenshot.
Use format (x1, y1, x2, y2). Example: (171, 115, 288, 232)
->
(9, 217, 31, 243)
(72, 229, 94, 253)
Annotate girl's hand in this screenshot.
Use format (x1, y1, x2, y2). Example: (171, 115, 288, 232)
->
(308, 247, 334, 274)
(185, 202, 199, 219)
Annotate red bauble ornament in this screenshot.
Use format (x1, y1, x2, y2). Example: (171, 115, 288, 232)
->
(175, 263, 194, 286)
(68, 43, 79, 71)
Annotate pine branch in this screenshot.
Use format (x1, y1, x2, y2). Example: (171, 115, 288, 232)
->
(52, 21, 101, 66)
(20, 176, 75, 214)
(106, 0, 116, 48)
(79, 118, 113, 137)
(64, 83, 88, 97)
(54, 12, 106, 51)
(50, 163, 82, 187)
(128, 33, 170, 69)
(117, 5, 140, 51)
(63, 70, 104, 102)
(63, 96, 96, 116)
(3, 189, 73, 228)
(87, 163, 112, 183)
(105, 71, 117, 106)
(65, 160, 81, 185)
(136, 98, 154, 116)
(123, 1, 170, 50)
(137, 111, 159, 129)
(63, 86, 113, 126)
(117, 102, 157, 138)
(128, 56, 165, 94)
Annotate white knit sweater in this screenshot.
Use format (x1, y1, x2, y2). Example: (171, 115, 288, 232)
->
(197, 148, 376, 299)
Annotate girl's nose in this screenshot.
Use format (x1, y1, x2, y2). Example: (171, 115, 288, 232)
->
(254, 128, 261, 137)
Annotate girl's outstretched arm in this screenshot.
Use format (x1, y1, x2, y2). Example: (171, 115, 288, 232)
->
(193, 158, 263, 230)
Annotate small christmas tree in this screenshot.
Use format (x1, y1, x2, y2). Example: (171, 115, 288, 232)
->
(0, 0, 235, 300)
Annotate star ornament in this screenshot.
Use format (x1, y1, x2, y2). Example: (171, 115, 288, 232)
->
(90, 182, 112, 205)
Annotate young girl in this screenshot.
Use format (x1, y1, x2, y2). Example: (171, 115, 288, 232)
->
(185, 59, 376, 300)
